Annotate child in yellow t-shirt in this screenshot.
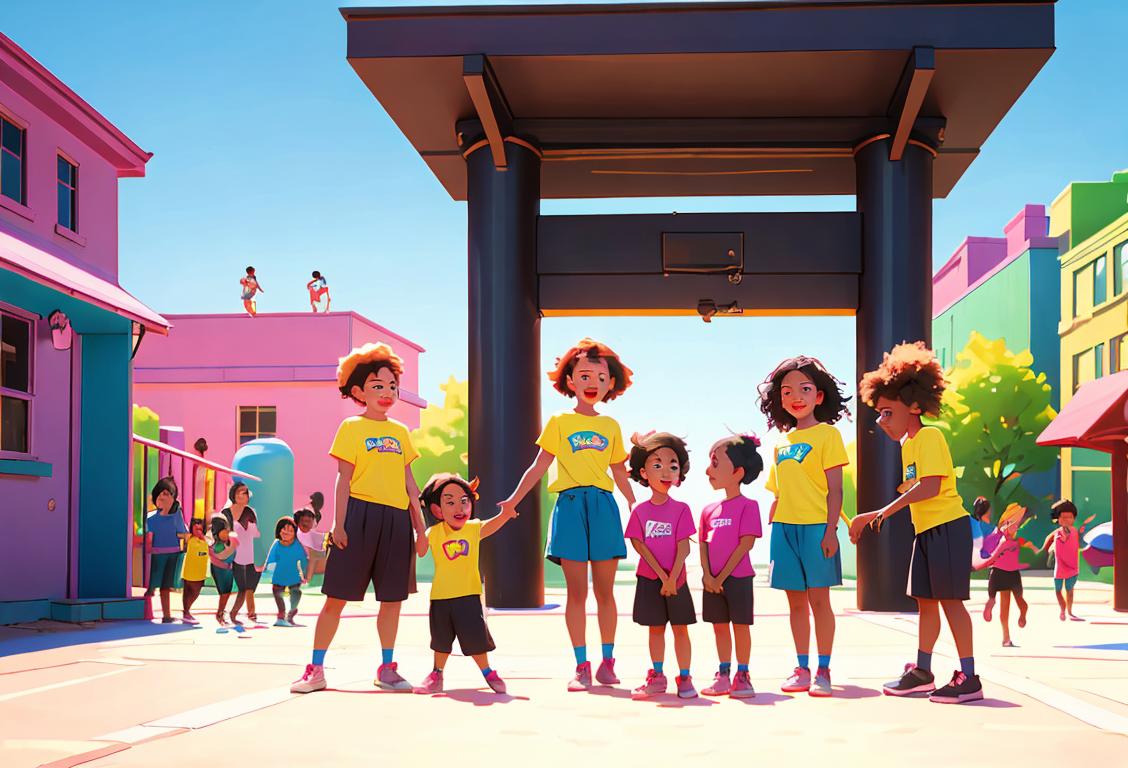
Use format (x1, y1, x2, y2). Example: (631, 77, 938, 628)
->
(180, 518, 209, 624)
(413, 473, 517, 695)
(758, 355, 850, 698)
(291, 343, 428, 695)
(498, 338, 638, 692)
(852, 341, 981, 704)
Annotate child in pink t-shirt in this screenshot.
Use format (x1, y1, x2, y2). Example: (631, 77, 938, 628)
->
(1039, 499, 1093, 622)
(977, 504, 1038, 647)
(624, 432, 697, 700)
(699, 434, 764, 699)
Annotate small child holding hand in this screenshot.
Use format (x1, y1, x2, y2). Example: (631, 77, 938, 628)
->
(265, 516, 309, 627)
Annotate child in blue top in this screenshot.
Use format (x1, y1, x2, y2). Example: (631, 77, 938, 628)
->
(265, 516, 309, 627)
(146, 476, 188, 624)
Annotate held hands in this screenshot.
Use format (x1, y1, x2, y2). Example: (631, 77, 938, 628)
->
(821, 527, 839, 558)
(848, 511, 883, 544)
(496, 498, 519, 520)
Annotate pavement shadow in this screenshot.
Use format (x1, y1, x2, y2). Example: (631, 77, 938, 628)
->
(968, 698, 1021, 708)
(437, 689, 531, 706)
(656, 695, 719, 709)
(830, 684, 881, 699)
(726, 692, 790, 706)
(586, 686, 635, 700)
(0, 620, 195, 658)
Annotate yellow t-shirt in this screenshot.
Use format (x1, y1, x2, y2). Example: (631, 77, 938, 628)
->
(428, 519, 483, 600)
(901, 426, 968, 533)
(536, 412, 628, 493)
(329, 416, 419, 509)
(182, 536, 210, 582)
(765, 423, 849, 525)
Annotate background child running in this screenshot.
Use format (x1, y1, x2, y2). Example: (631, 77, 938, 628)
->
(292, 343, 428, 694)
(1041, 499, 1091, 621)
(498, 338, 637, 692)
(759, 356, 850, 698)
(970, 497, 995, 559)
(145, 476, 188, 624)
(414, 474, 517, 695)
(180, 518, 209, 624)
(209, 515, 238, 627)
(979, 503, 1038, 647)
(699, 434, 764, 699)
(852, 342, 981, 704)
(265, 516, 309, 627)
(624, 432, 698, 700)
(223, 482, 262, 625)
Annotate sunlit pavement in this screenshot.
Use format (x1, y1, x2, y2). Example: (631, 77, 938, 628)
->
(2, 571, 1126, 767)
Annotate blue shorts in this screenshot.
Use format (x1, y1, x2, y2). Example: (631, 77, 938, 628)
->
(546, 486, 626, 564)
(1055, 575, 1078, 591)
(769, 522, 842, 591)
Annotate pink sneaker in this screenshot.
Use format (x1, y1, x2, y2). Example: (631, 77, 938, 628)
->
(781, 667, 812, 693)
(730, 670, 756, 698)
(810, 667, 833, 697)
(375, 662, 413, 692)
(484, 670, 507, 694)
(567, 661, 593, 692)
(595, 658, 620, 685)
(632, 669, 668, 700)
(290, 664, 326, 694)
(702, 671, 731, 696)
(413, 669, 443, 695)
(676, 674, 698, 699)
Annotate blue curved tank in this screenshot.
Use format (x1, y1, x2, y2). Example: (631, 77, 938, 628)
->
(232, 438, 295, 566)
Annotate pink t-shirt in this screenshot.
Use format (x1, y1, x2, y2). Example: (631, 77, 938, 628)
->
(1053, 527, 1080, 579)
(624, 499, 696, 587)
(699, 496, 762, 578)
(990, 535, 1028, 572)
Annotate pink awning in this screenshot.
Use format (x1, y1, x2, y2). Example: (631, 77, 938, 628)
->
(0, 229, 168, 333)
(1037, 370, 1128, 453)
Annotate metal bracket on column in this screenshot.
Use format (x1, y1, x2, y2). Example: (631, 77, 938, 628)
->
(463, 54, 514, 170)
(887, 47, 935, 162)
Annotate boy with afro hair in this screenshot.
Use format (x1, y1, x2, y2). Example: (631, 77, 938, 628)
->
(851, 342, 982, 704)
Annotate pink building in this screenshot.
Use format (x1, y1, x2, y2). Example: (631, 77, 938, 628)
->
(0, 33, 168, 622)
(132, 312, 426, 527)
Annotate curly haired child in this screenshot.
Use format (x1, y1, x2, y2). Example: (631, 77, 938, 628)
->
(1039, 499, 1093, 622)
(624, 432, 697, 700)
(759, 356, 850, 697)
(851, 341, 981, 704)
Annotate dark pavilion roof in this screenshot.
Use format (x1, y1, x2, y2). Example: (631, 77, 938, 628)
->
(341, 1, 1055, 200)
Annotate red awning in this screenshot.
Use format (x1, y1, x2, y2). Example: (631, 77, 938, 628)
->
(0, 229, 168, 333)
(1037, 370, 1128, 453)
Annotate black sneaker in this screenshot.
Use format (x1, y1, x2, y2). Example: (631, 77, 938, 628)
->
(883, 663, 935, 696)
(930, 670, 983, 704)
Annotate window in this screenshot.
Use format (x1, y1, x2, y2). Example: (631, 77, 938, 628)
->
(0, 312, 32, 454)
(237, 406, 276, 445)
(1073, 347, 1095, 393)
(1116, 240, 1128, 296)
(1, 115, 24, 205)
(57, 156, 77, 231)
(1094, 255, 1108, 306)
(1073, 265, 1094, 318)
(1113, 333, 1128, 373)
(1095, 342, 1105, 379)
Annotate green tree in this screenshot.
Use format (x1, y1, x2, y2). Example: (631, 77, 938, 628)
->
(933, 332, 1058, 560)
(410, 376, 469, 487)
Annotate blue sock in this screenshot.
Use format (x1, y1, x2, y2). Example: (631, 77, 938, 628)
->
(797, 654, 810, 670)
(960, 656, 975, 677)
(818, 654, 831, 670)
(917, 649, 932, 673)
(680, 668, 690, 678)
(653, 661, 664, 674)
(381, 648, 393, 666)
(737, 664, 749, 673)
(481, 666, 493, 677)
(311, 649, 326, 666)
(719, 662, 732, 675)
(601, 643, 614, 660)
(574, 646, 587, 665)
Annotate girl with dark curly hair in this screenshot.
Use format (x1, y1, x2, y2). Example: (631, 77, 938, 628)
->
(757, 356, 850, 698)
(498, 338, 637, 692)
(851, 341, 982, 704)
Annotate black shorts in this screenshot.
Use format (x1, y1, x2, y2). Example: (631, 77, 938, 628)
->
(988, 568, 1023, 597)
(909, 517, 972, 601)
(232, 562, 261, 592)
(633, 577, 697, 626)
(430, 595, 495, 656)
(322, 497, 412, 602)
(702, 575, 755, 625)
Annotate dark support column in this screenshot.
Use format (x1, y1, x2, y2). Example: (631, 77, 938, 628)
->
(1112, 449, 1127, 612)
(467, 137, 544, 608)
(854, 137, 934, 612)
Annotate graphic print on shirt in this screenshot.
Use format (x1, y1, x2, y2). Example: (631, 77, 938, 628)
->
(645, 520, 674, 538)
(568, 431, 608, 452)
(905, 463, 918, 482)
(776, 443, 813, 464)
(364, 436, 403, 454)
(443, 539, 471, 560)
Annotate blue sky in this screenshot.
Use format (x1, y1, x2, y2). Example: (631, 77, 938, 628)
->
(5, 0, 1126, 510)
